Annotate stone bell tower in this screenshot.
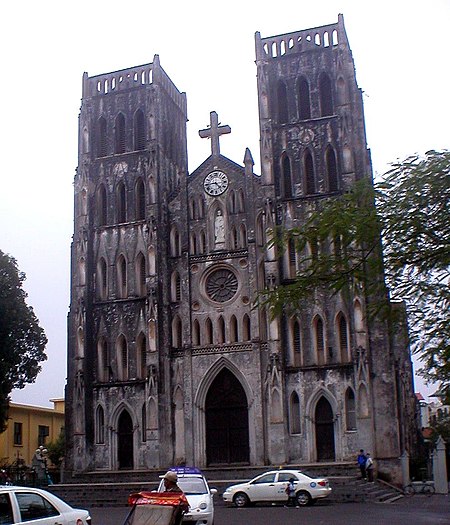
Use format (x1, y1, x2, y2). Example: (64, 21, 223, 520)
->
(66, 56, 189, 472)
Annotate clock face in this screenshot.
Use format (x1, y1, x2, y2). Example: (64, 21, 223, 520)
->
(203, 170, 229, 196)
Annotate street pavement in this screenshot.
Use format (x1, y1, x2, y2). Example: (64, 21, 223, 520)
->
(89, 494, 449, 525)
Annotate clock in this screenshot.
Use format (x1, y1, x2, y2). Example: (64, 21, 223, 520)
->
(203, 170, 229, 196)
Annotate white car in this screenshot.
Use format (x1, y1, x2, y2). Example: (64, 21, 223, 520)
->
(223, 469, 332, 507)
(0, 485, 91, 524)
(157, 467, 217, 525)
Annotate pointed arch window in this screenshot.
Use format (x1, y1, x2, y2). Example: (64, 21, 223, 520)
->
(170, 226, 181, 257)
(231, 227, 238, 249)
(190, 233, 197, 254)
(258, 261, 266, 290)
(290, 391, 301, 434)
(345, 387, 356, 430)
(298, 76, 311, 120)
(338, 313, 350, 362)
(277, 80, 288, 123)
(326, 146, 338, 192)
(282, 154, 293, 198)
(97, 184, 107, 226)
(171, 315, 182, 349)
(97, 117, 107, 157)
(256, 213, 265, 246)
(95, 405, 105, 444)
(117, 182, 127, 223)
(135, 178, 145, 220)
(97, 338, 109, 382)
(134, 109, 146, 151)
(149, 177, 156, 203)
(137, 333, 147, 379)
(115, 113, 126, 154)
(293, 320, 301, 355)
(228, 190, 236, 214)
(230, 315, 238, 343)
(315, 316, 325, 365)
(237, 189, 245, 212)
(239, 224, 247, 248)
(198, 196, 205, 219)
(117, 335, 128, 380)
(199, 231, 206, 254)
(217, 316, 225, 344)
(136, 252, 146, 296)
(304, 151, 315, 195)
(358, 384, 369, 418)
(192, 319, 200, 346)
(171, 271, 181, 302)
(288, 237, 296, 278)
(141, 403, 147, 442)
(319, 73, 333, 117)
(205, 318, 213, 345)
(190, 199, 197, 220)
(117, 254, 127, 298)
(243, 314, 251, 341)
(97, 257, 108, 300)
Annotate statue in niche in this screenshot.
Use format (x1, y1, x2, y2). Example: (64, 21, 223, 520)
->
(214, 210, 225, 245)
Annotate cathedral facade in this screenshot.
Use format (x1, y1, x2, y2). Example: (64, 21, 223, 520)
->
(66, 15, 416, 481)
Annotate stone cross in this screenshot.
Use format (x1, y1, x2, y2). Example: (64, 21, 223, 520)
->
(199, 111, 231, 156)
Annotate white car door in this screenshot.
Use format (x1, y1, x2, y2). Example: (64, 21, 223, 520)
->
(274, 472, 298, 502)
(246, 473, 277, 502)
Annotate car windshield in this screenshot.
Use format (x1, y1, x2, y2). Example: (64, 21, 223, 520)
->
(177, 478, 207, 495)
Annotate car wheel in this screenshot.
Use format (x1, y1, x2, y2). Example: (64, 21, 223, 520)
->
(233, 492, 250, 508)
(296, 490, 312, 506)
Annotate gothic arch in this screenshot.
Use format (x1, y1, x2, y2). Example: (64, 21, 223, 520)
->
(193, 357, 255, 467)
(305, 388, 340, 462)
(110, 402, 137, 470)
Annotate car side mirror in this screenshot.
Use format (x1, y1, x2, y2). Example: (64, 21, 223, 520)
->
(210, 488, 218, 495)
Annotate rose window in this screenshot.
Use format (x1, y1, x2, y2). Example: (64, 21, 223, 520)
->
(205, 269, 238, 303)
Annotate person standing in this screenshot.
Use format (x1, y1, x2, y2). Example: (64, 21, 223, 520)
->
(161, 471, 189, 525)
(284, 478, 298, 507)
(365, 453, 375, 482)
(357, 449, 367, 479)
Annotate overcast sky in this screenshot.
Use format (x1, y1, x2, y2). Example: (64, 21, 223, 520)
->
(2, 1, 448, 407)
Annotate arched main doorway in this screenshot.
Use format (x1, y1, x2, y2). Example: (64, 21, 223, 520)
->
(315, 396, 335, 461)
(205, 368, 249, 465)
(117, 410, 133, 469)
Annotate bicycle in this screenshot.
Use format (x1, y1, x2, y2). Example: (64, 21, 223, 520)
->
(403, 480, 435, 496)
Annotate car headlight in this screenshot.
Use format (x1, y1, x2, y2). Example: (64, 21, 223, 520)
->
(199, 502, 207, 510)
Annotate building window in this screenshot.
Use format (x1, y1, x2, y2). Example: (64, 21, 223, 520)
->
(326, 146, 338, 192)
(290, 392, 301, 434)
(304, 151, 315, 195)
(115, 113, 126, 154)
(282, 154, 292, 198)
(38, 425, 49, 446)
(97, 117, 107, 157)
(96, 406, 105, 444)
(315, 316, 325, 365)
(277, 80, 288, 123)
(14, 422, 22, 445)
(134, 109, 146, 151)
(135, 178, 146, 220)
(345, 388, 356, 430)
(298, 76, 311, 120)
(117, 182, 127, 223)
(319, 73, 333, 117)
(142, 404, 147, 442)
(97, 184, 107, 226)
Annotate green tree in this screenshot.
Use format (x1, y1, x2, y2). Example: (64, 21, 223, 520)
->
(46, 430, 65, 468)
(0, 250, 47, 431)
(261, 150, 450, 400)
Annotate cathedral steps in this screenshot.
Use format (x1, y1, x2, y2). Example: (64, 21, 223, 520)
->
(45, 463, 403, 507)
